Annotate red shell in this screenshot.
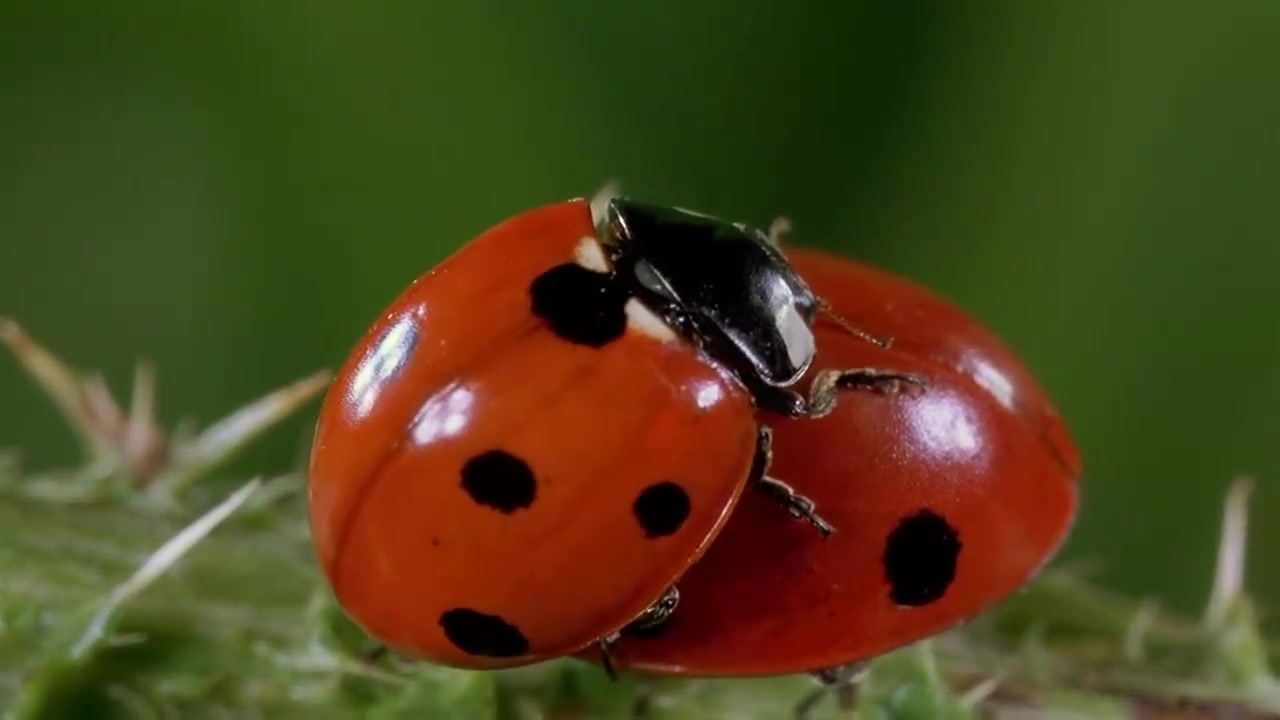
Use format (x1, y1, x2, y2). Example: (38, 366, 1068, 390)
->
(597, 246, 1081, 676)
(308, 200, 761, 669)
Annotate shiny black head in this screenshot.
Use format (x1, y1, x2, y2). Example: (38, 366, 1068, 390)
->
(604, 199, 820, 405)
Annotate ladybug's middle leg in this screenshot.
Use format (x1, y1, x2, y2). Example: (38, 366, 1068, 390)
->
(752, 366, 925, 536)
(751, 426, 836, 537)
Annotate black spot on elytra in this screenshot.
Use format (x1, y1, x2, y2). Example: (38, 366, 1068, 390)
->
(633, 481, 691, 538)
(883, 509, 962, 606)
(439, 608, 529, 657)
(460, 450, 537, 514)
(529, 263, 627, 347)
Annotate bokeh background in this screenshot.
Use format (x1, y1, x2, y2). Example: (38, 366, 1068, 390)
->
(2, 4, 1277, 619)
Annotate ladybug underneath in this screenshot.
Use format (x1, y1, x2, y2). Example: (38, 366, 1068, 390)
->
(579, 246, 1080, 714)
(307, 195, 924, 670)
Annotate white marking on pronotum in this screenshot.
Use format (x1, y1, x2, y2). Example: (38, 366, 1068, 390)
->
(574, 236, 610, 273)
(776, 301, 815, 371)
(626, 298, 677, 343)
(588, 180, 621, 231)
(71, 478, 263, 659)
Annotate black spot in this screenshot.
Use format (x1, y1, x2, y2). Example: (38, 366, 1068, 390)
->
(883, 509, 962, 606)
(439, 608, 529, 657)
(530, 263, 628, 347)
(460, 450, 537, 513)
(633, 481, 691, 538)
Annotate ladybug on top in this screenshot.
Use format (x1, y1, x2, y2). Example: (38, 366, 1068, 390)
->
(307, 189, 928, 671)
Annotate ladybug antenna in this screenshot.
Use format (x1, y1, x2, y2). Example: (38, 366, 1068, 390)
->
(766, 216, 792, 249)
(816, 298, 893, 349)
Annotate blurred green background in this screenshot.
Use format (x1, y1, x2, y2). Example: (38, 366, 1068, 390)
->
(2, 4, 1277, 618)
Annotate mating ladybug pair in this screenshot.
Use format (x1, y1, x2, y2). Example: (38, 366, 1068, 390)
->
(307, 190, 1080, 698)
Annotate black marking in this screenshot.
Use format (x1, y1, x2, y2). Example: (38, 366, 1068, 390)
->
(632, 481, 691, 538)
(460, 450, 537, 514)
(883, 509, 962, 606)
(529, 263, 628, 347)
(606, 199, 819, 397)
(439, 608, 529, 657)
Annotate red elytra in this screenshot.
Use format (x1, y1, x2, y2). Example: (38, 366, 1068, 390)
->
(308, 200, 757, 669)
(307, 198, 896, 671)
(589, 246, 1081, 676)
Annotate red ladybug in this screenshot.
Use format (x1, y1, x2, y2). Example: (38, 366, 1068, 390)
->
(589, 245, 1080, 678)
(307, 197, 921, 669)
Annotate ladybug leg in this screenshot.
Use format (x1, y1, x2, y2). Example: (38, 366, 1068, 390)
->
(596, 639, 620, 681)
(752, 426, 836, 536)
(624, 585, 680, 634)
(754, 370, 923, 533)
(597, 585, 681, 680)
(794, 662, 868, 720)
(756, 475, 835, 537)
(800, 367, 927, 419)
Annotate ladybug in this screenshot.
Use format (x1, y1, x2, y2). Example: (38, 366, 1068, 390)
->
(587, 245, 1080, 686)
(307, 195, 923, 670)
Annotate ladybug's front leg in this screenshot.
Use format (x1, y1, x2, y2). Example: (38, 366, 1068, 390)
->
(752, 426, 836, 537)
(794, 662, 868, 720)
(800, 367, 927, 419)
(752, 368, 926, 535)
